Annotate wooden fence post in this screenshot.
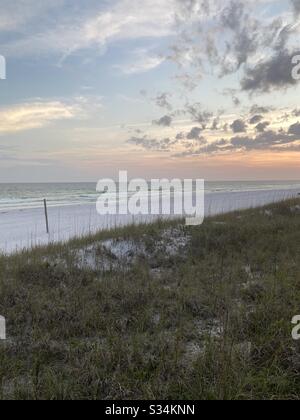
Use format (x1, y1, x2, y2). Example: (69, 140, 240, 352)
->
(44, 199, 49, 234)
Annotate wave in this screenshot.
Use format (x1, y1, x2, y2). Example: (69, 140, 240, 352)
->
(0, 181, 300, 212)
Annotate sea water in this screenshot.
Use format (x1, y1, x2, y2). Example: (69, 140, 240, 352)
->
(0, 180, 300, 212)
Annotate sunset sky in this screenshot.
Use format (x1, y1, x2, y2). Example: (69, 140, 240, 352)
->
(0, 0, 300, 182)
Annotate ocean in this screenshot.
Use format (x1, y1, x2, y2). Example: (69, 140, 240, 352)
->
(0, 181, 300, 212)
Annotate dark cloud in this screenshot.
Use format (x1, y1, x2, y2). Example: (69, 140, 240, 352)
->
(128, 2, 300, 158)
(241, 50, 299, 93)
(292, 108, 300, 117)
(279, 112, 290, 122)
(221, 1, 244, 32)
(154, 93, 173, 111)
(173, 71, 201, 91)
(288, 122, 300, 135)
(210, 117, 220, 130)
(129, 119, 300, 157)
(170, 1, 300, 96)
(291, 0, 300, 16)
(194, 126, 297, 156)
(200, 138, 231, 154)
(176, 132, 185, 140)
(218, 1, 295, 78)
(177, 122, 300, 156)
(223, 89, 241, 107)
(250, 105, 272, 115)
(232, 96, 241, 107)
(186, 127, 206, 141)
(127, 135, 174, 151)
(174, 138, 231, 157)
(185, 103, 213, 128)
(153, 115, 172, 127)
(255, 121, 270, 133)
(220, 1, 262, 72)
(205, 33, 220, 66)
(249, 115, 263, 125)
(127, 124, 206, 153)
(230, 129, 299, 150)
(230, 119, 247, 133)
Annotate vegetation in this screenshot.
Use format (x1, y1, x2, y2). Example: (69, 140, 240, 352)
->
(0, 199, 300, 400)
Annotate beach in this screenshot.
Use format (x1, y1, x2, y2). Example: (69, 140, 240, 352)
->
(0, 187, 299, 254)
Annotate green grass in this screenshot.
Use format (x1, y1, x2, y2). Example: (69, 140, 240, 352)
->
(0, 199, 300, 400)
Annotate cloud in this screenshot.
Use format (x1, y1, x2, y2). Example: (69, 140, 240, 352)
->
(211, 117, 221, 130)
(232, 96, 241, 107)
(154, 93, 173, 111)
(228, 125, 300, 151)
(200, 138, 230, 154)
(230, 119, 247, 133)
(0, 0, 64, 32)
(177, 125, 300, 157)
(115, 49, 165, 74)
(184, 103, 213, 128)
(255, 121, 270, 132)
(249, 115, 263, 124)
(219, 1, 263, 73)
(229, 129, 300, 150)
(186, 126, 206, 141)
(127, 135, 174, 151)
(126, 124, 207, 153)
(153, 115, 173, 127)
(288, 121, 300, 135)
(126, 111, 300, 157)
(291, 0, 300, 16)
(292, 108, 300, 117)
(167, 0, 300, 92)
(0, 98, 95, 134)
(241, 49, 299, 93)
(250, 105, 272, 115)
(1, 0, 177, 58)
(3, 0, 298, 100)
(176, 132, 185, 140)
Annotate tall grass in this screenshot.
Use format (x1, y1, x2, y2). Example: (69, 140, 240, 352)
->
(0, 198, 299, 400)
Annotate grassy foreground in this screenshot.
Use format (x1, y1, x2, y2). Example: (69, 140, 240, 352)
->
(0, 199, 300, 400)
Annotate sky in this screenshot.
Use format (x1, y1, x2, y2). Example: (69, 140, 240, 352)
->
(0, 0, 300, 182)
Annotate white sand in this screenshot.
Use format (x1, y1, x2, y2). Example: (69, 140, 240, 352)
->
(0, 188, 299, 254)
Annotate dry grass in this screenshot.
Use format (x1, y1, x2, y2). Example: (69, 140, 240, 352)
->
(0, 199, 300, 400)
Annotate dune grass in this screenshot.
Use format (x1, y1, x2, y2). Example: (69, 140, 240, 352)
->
(0, 198, 300, 400)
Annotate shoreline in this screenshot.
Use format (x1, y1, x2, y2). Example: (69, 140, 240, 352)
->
(0, 187, 299, 254)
